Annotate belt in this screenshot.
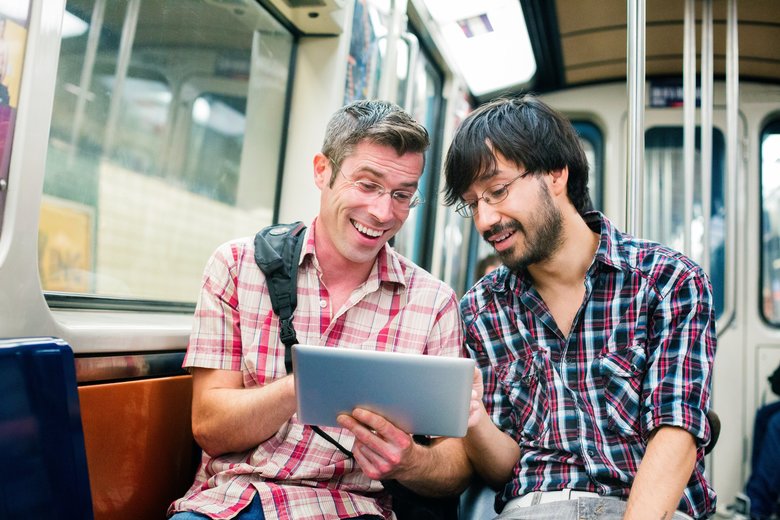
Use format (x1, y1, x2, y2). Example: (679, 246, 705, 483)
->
(504, 490, 695, 520)
(505, 489, 601, 509)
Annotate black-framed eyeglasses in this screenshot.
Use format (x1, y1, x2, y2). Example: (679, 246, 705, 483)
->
(339, 169, 423, 209)
(455, 171, 531, 217)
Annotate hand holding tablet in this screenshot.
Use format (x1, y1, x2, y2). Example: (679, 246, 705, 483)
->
(292, 344, 475, 437)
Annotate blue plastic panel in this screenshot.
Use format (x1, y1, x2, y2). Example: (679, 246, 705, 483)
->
(0, 337, 93, 520)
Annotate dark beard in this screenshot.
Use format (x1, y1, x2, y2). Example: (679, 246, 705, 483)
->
(485, 183, 564, 271)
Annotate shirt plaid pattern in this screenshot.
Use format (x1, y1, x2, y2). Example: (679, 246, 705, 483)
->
(170, 219, 463, 520)
(461, 212, 717, 519)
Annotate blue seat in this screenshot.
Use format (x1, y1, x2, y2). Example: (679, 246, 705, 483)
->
(0, 337, 93, 520)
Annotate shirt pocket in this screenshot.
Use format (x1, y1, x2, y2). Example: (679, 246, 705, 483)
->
(598, 344, 647, 438)
(498, 355, 549, 440)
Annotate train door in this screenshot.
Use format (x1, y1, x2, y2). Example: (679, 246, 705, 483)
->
(739, 104, 780, 507)
(639, 96, 750, 508)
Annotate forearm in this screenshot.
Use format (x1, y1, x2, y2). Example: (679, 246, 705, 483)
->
(193, 372, 297, 457)
(464, 406, 520, 487)
(624, 426, 697, 520)
(394, 437, 473, 497)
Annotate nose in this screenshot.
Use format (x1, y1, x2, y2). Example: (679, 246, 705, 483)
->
(473, 199, 500, 233)
(367, 192, 397, 223)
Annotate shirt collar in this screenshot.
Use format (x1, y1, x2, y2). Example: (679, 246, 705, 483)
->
(583, 211, 624, 272)
(491, 211, 623, 296)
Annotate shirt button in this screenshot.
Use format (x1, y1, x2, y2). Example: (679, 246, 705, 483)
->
(587, 449, 596, 456)
(319, 299, 327, 308)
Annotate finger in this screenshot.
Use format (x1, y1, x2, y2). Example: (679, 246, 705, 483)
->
(338, 413, 401, 464)
(337, 413, 386, 448)
(472, 367, 484, 400)
(352, 442, 395, 481)
(351, 408, 410, 445)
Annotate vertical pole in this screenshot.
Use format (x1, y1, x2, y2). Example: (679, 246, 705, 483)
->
(103, 0, 141, 157)
(683, 0, 696, 257)
(700, 0, 713, 273)
(68, 0, 106, 167)
(626, 0, 646, 236)
(723, 0, 739, 325)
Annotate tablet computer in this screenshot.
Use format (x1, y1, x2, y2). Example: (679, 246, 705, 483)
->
(292, 344, 475, 437)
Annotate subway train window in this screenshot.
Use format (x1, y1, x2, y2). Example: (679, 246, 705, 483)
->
(39, 1, 293, 304)
(572, 121, 603, 212)
(644, 127, 726, 318)
(344, 0, 386, 103)
(0, 5, 30, 234)
(392, 42, 443, 269)
(761, 120, 780, 324)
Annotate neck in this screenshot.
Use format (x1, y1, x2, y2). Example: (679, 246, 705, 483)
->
(528, 210, 599, 291)
(313, 226, 375, 291)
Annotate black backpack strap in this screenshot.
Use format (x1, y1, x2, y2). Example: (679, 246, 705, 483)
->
(253, 221, 306, 373)
(253, 221, 354, 461)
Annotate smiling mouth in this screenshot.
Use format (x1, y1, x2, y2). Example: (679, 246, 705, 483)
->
(489, 229, 515, 246)
(351, 219, 383, 238)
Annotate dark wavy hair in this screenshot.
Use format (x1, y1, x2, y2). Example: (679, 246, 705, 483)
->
(321, 100, 430, 186)
(443, 95, 592, 214)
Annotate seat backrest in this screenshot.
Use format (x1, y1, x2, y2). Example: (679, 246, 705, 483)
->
(78, 373, 197, 520)
(706, 409, 721, 455)
(0, 337, 93, 519)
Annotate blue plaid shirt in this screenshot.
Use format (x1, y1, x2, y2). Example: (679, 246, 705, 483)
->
(461, 212, 716, 519)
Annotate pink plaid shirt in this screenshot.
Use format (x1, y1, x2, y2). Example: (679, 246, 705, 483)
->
(169, 219, 463, 520)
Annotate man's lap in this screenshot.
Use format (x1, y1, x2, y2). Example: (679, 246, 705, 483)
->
(169, 494, 382, 520)
(495, 496, 694, 520)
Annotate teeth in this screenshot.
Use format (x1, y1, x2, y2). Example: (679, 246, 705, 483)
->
(494, 231, 512, 242)
(352, 220, 382, 237)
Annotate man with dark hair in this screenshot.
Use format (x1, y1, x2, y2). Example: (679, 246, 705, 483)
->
(170, 100, 471, 520)
(446, 95, 717, 519)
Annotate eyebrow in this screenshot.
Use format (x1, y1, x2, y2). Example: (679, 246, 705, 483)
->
(352, 166, 419, 190)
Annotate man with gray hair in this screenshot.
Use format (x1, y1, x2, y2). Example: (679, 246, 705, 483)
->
(170, 100, 471, 520)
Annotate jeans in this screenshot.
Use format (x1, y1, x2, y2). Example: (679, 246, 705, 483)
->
(169, 494, 382, 520)
(494, 496, 694, 520)
(746, 404, 780, 519)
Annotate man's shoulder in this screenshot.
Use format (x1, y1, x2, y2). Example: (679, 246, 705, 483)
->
(619, 234, 700, 272)
(592, 212, 703, 277)
(203, 235, 261, 278)
(614, 232, 710, 298)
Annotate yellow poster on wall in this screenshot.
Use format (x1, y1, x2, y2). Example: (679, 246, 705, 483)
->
(38, 197, 94, 293)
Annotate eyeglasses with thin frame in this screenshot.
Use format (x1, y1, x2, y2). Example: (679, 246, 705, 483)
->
(455, 171, 531, 217)
(338, 168, 423, 209)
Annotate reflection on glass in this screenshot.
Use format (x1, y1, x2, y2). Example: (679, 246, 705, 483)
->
(392, 47, 442, 268)
(761, 128, 780, 323)
(0, 4, 30, 233)
(644, 127, 726, 317)
(40, 1, 293, 303)
(345, 0, 389, 103)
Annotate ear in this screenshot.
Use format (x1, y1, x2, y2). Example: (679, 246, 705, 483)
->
(313, 153, 330, 190)
(548, 166, 569, 197)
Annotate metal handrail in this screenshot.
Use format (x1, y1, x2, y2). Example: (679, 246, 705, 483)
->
(683, 0, 695, 257)
(625, 0, 645, 236)
(719, 0, 739, 332)
(701, 0, 713, 275)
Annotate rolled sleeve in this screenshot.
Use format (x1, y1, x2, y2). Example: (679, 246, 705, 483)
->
(642, 266, 717, 447)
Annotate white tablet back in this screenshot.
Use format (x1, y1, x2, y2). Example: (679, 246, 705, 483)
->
(292, 344, 474, 437)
